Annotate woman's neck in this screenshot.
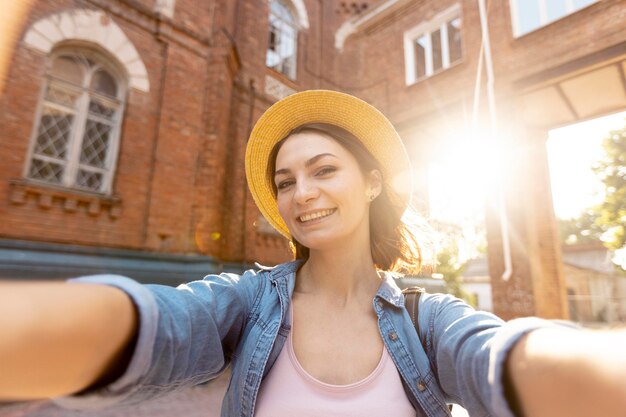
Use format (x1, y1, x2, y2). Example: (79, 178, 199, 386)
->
(295, 248, 381, 307)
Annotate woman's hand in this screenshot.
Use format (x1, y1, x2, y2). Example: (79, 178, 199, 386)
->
(508, 326, 626, 417)
(0, 281, 137, 400)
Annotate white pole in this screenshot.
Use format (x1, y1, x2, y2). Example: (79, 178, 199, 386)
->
(477, 0, 513, 281)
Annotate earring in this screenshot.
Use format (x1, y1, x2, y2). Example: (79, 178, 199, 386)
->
(367, 191, 376, 201)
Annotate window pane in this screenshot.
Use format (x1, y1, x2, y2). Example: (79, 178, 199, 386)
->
(280, 25, 296, 64)
(281, 25, 296, 55)
(447, 18, 462, 64)
(89, 99, 116, 120)
(80, 119, 111, 168)
(29, 159, 64, 184)
(50, 56, 83, 85)
(545, 0, 568, 22)
(271, 0, 295, 24)
(76, 169, 103, 191)
(266, 20, 280, 68)
(573, 0, 596, 9)
(431, 29, 442, 72)
(91, 70, 117, 98)
(414, 35, 427, 79)
(515, 0, 542, 35)
(34, 107, 73, 159)
(266, 49, 280, 69)
(268, 24, 278, 52)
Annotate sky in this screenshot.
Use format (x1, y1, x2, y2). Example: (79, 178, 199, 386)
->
(547, 111, 626, 220)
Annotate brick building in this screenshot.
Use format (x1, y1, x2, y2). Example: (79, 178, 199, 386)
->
(1, 0, 625, 320)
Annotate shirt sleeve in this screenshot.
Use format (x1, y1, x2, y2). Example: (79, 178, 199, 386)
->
(54, 269, 262, 410)
(419, 293, 574, 417)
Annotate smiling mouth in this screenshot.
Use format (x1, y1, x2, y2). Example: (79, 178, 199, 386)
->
(298, 209, 336, 223)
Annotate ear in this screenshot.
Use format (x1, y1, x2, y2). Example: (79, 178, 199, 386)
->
(367, 169, 383, 199)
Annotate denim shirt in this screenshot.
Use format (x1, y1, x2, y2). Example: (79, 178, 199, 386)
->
(58, 260, 557, 417)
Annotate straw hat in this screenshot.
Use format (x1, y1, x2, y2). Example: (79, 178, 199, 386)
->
(245, 89, 412, 239)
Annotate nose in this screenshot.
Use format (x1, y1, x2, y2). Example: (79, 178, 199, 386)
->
(293, 178, 318, 205)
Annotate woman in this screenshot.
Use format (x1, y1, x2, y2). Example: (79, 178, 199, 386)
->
(1, 90, 625, 417)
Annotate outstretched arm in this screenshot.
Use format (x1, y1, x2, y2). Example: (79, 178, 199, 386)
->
(507, 326, 626, 417)
(419, 293, 626, 417)
(0, 281, 137, 400)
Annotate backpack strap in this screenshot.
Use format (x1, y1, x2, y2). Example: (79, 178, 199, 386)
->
(402, 286, 454, 413)
(402, 286, 425, 335)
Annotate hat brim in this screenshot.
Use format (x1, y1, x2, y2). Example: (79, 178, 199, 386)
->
(245, 89, 412, 239)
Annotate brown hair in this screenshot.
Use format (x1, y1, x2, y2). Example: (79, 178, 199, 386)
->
(268, 123, 424, 274)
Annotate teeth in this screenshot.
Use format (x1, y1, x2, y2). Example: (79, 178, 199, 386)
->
(299, 209, 334, 223)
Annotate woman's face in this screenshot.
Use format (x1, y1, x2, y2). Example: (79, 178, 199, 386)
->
(274, 131, 380, 251)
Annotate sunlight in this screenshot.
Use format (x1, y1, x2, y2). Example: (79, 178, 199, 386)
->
(427, 132, 500, 224)
(425, 130, 502, 263)
(426, 111, 626, 226)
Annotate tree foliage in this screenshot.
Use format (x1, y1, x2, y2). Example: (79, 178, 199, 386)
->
(592, 122, 626, 254)
(430, 219, 478, 305)
(556, 119, 626, 271)
(559, 209, 602, 246)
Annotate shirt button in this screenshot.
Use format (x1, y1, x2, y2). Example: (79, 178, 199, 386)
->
(416, 380, 427, 392)
(376, 300, 384, 309)
(388, 331, 398, 341)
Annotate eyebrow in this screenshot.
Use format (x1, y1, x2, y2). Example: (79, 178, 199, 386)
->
(274, 153, 338, 177)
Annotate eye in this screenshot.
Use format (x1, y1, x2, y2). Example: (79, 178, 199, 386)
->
(276, 179, 295, 190)
(316, 166, 337, 176)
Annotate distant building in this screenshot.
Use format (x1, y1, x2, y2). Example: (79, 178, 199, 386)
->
(460, 257, 493, 312)
(562, 244, 626, 324)
(462, 246, 626, 323)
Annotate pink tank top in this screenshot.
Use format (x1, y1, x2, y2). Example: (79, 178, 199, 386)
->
(254, 312, 415, 417)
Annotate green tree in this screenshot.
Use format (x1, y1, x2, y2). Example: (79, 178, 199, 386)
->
(430, 220, 477, 305)
(592, 120, 626, 269)
(559, 209, 602, 246)
(436, 246, 475, 304)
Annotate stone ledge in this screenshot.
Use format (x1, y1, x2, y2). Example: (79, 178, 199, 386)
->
(0, 238, 250, 284)
(8, 179, 123, 219)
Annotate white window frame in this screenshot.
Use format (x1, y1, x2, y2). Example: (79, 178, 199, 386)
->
(24, 47, 126, 195)
(404, 4, 462, 86)
(266, 0, 299, 80)
(510, 0, 598, 38)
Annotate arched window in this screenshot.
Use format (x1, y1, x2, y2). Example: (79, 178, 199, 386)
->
(25, 49, 125, 194)
(266, 0, 298, 80)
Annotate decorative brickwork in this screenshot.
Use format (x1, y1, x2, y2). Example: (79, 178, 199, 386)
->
(23, 9, 149, 92)
(8, 179, 122, 218)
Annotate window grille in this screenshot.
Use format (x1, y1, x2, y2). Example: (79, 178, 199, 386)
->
(26, 51, 124, 194)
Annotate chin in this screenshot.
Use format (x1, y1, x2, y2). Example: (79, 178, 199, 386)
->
(293, 231, 350, 252)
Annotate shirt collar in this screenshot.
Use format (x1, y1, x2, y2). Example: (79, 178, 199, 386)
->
(266, 260, 405, 308)
(376, 271, 405, 308)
